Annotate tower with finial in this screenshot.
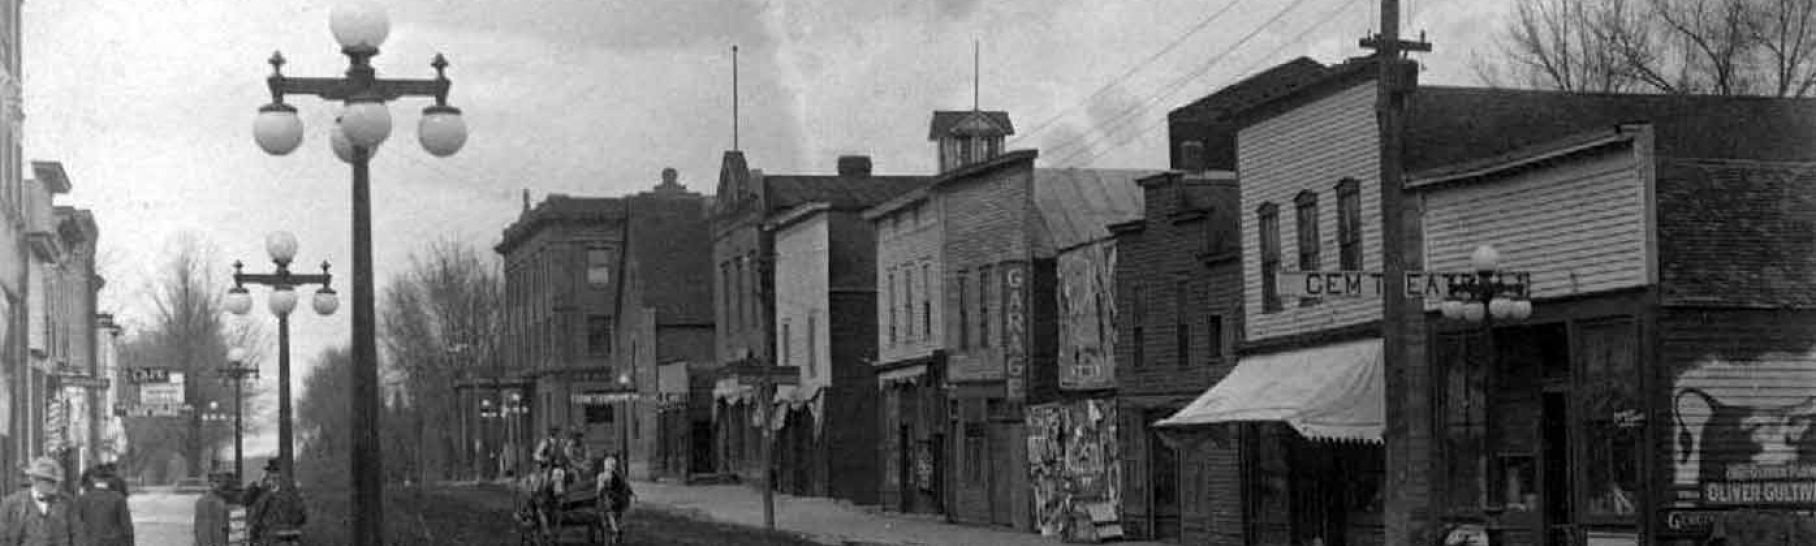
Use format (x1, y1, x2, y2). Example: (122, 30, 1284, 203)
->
(929, 39, 1013, 173)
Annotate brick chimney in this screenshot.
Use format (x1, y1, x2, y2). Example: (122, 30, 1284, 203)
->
(837, 155, 872, 177)
(1178, 141, 1207, 172)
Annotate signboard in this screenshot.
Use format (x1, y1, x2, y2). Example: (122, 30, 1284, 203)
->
(128, 367, 171, 384)
(139, 383, 183, 406)
(571, 392, 638, 405)
(60, 376, 109, 390)
(1276, 270, 1532, 299)
(1003, 264, 1029, 400)
(115, 403, 192, 417)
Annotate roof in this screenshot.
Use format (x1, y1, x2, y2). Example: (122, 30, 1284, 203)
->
(1655, 158, 1816, 309)
(1408, 86, 1816, 172)
(1032, 168, 1155, 254)
(765, 175, 930, 211)
(30, 161, 69, 194)
(1168, 57, 1329, 124)
(495, 195, 625, 255)
(928, 110, 1014, 140)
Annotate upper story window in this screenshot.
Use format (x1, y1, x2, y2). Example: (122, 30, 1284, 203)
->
(781, 319, 793, 365)
(1295, 191, 1320, 307)
(586, 247, 612, 286)
(1336, 179, 1362, 270)
(1174, 278, 1190, 368)
(957, 270, 970, 349)
(586, 315, 611, 356)
(903, 267, 915, 341)
(921, 262, 933, 340)
(807, 314, 818, 377)
(1129, 281, 1145, 368)
(1258, 203, 1282, 312)
(978, 265, 992, 348)
(887, 269, 898, 346)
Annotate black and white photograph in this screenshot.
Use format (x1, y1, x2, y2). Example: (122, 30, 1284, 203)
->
(2, 0, 1815, 544)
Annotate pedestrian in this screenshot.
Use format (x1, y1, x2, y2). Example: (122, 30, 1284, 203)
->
(193, 472, 234, 546)
(97, 464, 127, 498)
(0, 456, 85, 546)
(248, 469, 306, 545)
(73, 470, 133, 546)
(242, 460, 279, 514)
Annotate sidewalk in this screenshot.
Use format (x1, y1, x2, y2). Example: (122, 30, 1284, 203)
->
(632, 478, 1172, 546)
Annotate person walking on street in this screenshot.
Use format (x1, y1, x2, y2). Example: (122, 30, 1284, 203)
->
(248, 466, 306, 546)
(73, 470, 133, 546)
(0, 456, 84, 546)
(96, 464, 127, 498)
(193, 472, 234, 546)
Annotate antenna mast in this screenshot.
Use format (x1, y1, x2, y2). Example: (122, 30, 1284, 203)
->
(973, 40, 980, 111)
(733, 45, 741, 151)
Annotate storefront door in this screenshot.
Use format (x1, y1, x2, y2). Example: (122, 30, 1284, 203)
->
(1542, 389, 1575, 545)
(1147, 409, 1182, 541)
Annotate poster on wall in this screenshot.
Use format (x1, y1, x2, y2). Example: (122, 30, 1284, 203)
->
(1057, 242, 1116, 390)
(1665, 352, 1816, 536)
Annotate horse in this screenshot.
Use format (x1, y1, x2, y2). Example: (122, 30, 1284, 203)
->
(514, 468, 561, 546)
(594, 457, 633, 545)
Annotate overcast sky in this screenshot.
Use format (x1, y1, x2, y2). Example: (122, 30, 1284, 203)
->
(24, 0, 1510, 456)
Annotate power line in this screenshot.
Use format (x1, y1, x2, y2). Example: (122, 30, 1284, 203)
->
(1054, 0, 1364, 167)
(1009, 0, 1246, 146)
(1040, 0, 1320, 166)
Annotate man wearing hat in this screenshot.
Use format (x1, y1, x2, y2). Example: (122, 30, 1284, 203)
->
(193, 471, 235, 546)
(0, 456, 84, 545)
(247, 460, 305, 546)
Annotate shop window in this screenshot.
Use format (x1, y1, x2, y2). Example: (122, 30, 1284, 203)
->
(887, 270, 897, 346)
(1258, 203, 1281, 312)
(1578, 318, 1640, 521)
(1205, 315, 1224, 362)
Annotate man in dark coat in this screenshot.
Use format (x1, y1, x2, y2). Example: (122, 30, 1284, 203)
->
(96, 463, 127, 498)
(193, 472, 234, 546)
(72, 470, 133, 546)
(248, 464, 306, 546)
(0, 457, 84, 546)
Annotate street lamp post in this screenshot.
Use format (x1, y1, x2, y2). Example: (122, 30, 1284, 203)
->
(1438, 244, 1532, 545)
(225, 231, 340, 492)
(251, 5, 468, 541)
(618, 373, 631, 465)
(219, 348, 261, 484)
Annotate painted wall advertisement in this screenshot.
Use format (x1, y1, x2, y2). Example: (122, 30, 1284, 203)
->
(1057, 241, 1117, 391)
(1665, 352, 1816, 537)
(1003, 263, 1028, 400)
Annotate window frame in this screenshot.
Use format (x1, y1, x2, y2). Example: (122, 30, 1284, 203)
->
(1335, 178, 1363, 270)
(1258, 203, 1281, 312)
(1294, 191, 1320, 309)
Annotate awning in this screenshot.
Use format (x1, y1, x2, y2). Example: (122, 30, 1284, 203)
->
(1154, 338, 1383, 443)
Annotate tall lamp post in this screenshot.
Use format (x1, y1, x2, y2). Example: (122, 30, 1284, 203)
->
(219, 348, 261, 484)
(1437, 244, 1532, 545)
(225, 231, 340, 492)
(251, 5, 468, 541)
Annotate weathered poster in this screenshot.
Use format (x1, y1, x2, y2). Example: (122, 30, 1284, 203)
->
(1057, 241, 1117, 390)
(1667, 352, 1816, 535)
(1027, 400, 1120, 539)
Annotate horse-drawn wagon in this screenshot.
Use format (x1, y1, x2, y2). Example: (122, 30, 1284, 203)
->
(514, 459, 632, 546)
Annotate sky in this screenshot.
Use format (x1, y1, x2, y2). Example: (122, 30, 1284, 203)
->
(23, 0, 1511, 456)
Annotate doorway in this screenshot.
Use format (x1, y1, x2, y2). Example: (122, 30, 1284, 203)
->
(1147, 409, 1182, 541)
(1543, 390, 1573, 545)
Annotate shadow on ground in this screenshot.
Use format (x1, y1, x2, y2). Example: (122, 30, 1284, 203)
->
(296, 484, 828, 545)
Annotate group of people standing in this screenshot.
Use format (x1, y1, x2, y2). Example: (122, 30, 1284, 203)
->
(0, 456, 133, 546)
(193, 460, 306, 546)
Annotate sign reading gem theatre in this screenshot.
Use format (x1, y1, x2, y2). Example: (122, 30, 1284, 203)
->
(1276, 270, 1533, 299)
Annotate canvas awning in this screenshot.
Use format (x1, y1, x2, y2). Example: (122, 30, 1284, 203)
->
(1154, 338, 1384, 443)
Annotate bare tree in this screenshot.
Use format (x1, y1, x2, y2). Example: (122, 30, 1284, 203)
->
(118, 232, 269, 481)
(1480, 0, 1816, 97)
(378, 239, 503, 483)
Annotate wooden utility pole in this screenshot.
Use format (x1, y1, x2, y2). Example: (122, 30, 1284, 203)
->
(1361, 1, 1431, 545)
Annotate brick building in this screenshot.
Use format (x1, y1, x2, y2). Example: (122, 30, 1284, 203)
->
(608, 169, 716, 480)
(495, 192, 627, 474)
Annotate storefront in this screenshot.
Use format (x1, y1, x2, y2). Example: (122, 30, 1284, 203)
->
(1156, 337, 1387, 546)
(878, 356, 947, 515)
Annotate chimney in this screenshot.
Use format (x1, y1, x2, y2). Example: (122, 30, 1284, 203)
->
(837, 155, 873, 177)
(1178, 141, 1207, 172)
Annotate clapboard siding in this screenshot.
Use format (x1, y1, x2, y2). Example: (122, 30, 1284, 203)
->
(1239, 83, 1382, 343)
(1422, 147, 1648, 308)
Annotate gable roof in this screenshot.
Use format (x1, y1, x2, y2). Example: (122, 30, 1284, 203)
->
(1032, 168, 1156, 254)
(928, 110, 1015, 140)
(1408, 87, 1816, 171)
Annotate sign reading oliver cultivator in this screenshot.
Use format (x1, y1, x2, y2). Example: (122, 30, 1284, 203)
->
(1665, 352, 1816, 535)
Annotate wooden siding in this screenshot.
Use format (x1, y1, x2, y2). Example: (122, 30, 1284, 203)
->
(1239, 82, 1382, 343)
(1420, 146, 1649, 309)
(876, 199, 944, 364)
